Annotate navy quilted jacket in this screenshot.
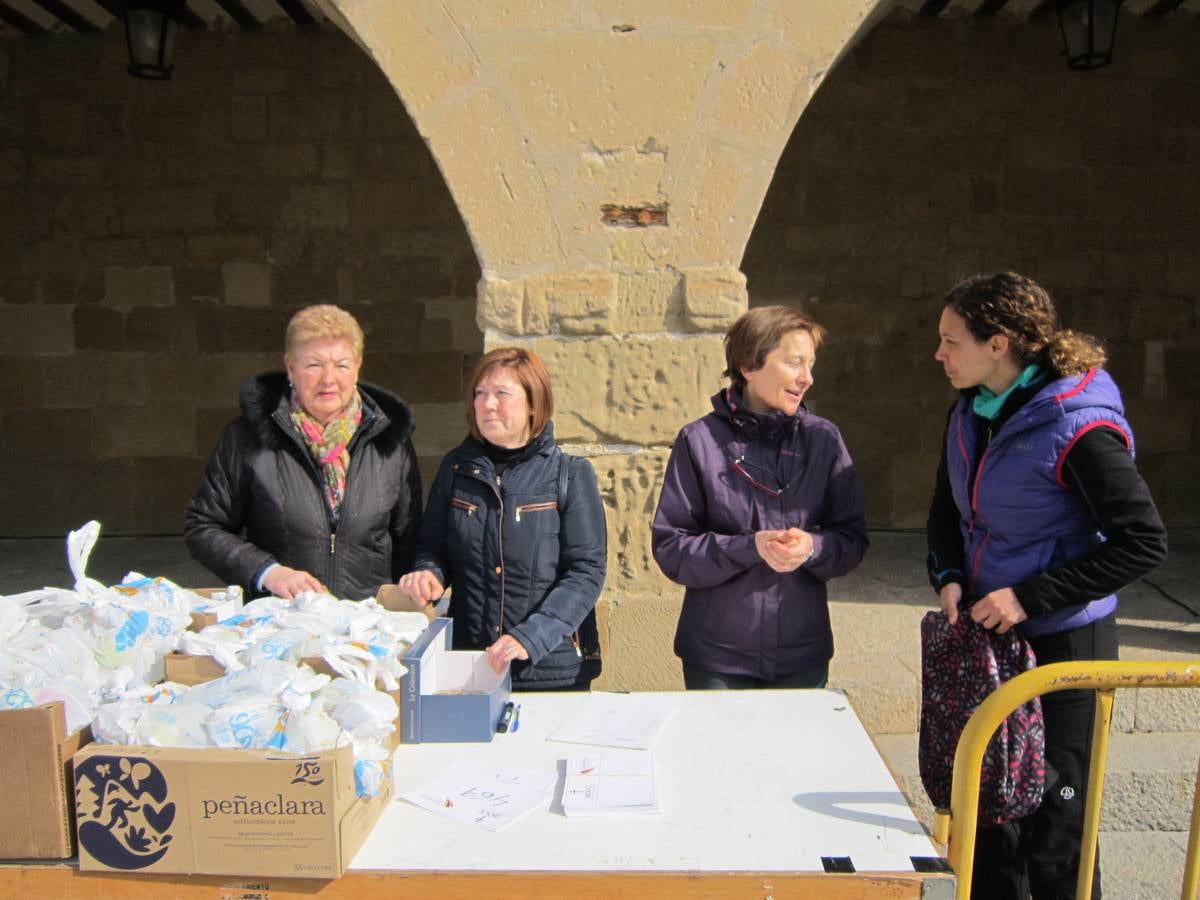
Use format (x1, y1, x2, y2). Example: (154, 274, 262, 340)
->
(412, 422, 607, 689)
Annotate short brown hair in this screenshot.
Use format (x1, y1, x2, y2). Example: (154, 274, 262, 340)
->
(465, 347, 555, 443)
(284, 305, 364, 361)
(723, 305, 826, 391)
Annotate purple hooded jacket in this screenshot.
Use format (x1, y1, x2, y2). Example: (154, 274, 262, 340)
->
(652, 390, 868, 679)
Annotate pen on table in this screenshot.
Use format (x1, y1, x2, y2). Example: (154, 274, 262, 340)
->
(511, 704, 521, 733)
(496, 700, 515, 733)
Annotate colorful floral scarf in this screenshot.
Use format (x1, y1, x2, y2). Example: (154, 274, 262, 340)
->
(290, 390, 363, 522)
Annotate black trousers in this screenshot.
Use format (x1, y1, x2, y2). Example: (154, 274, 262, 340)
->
(681, 661, 829, 690)
(970, 613, 1119, 900)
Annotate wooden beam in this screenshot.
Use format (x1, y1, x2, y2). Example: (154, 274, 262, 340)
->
(919, 0, 952, 15)
(0, 0, 47, 33)
(30, 0, 102, 33)
(1029, 0, 1057, 18)
(974, 0, 1012, 16)
(1143, 0, 1185, 16)
(211, 0, 260, 28)
(275, 0, 317, 26)
(92, 0, 206, 31)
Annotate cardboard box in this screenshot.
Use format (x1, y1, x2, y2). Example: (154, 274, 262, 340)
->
(0, 702, 92, 859)
(74, 741, 391, 878)
(188, 586, 239, 631)
(400, 617, 510, 744)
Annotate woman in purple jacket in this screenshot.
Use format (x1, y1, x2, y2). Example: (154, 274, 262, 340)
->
(927, 272, 1166, 899)
(651, 306, 868, 689)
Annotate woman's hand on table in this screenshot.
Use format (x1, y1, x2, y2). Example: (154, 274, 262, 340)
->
(755, 528, 814, 573)
(398, 570, 445, 606)
(263, 565, 326, 599)
(485, 636, 529, 674)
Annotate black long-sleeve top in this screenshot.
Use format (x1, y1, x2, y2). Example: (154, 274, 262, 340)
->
(926, 378, 1167, 616)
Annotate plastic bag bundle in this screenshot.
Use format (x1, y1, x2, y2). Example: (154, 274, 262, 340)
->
(0, 521, 234, 733)
(92, 661, 397, 796)
(177, 591, 430, 690)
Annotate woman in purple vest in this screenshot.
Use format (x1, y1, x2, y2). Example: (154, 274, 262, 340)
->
(927, 272, 1167, 899)
(652, 306, 868, 689)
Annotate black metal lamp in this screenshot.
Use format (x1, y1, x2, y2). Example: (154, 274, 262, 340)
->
(1056, 0, 1122, 70)
(123, 1, 182, 81)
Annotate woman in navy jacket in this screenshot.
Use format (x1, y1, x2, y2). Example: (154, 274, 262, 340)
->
(397, 347, 606, 690)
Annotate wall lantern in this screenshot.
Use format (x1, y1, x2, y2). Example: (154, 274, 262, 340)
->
(124, 1, 182, 81)
(1056, 0, 1123, 70)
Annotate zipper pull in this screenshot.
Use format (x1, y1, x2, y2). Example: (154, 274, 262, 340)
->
(330, 533, 336, 555)
(515, 507, 522, 523)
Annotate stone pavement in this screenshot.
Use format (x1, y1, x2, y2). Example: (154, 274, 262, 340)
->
(1, 528, 1197, 898)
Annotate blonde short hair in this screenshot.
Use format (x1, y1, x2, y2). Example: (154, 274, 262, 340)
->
(284, 305, 364, 361)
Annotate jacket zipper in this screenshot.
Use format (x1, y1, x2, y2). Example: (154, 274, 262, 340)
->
(464, 465, 507, 637)
(275, 409, 377, 592)
(514, 500, 557, 522)
(450, 498, 478, 516)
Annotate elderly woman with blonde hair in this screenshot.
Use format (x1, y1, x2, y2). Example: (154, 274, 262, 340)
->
(186, 304, 422, 600)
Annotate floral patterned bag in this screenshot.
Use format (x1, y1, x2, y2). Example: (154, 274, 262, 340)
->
(918, 610, 1047, 825)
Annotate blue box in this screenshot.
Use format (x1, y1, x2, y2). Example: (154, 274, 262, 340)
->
(400, 618, 511, 743)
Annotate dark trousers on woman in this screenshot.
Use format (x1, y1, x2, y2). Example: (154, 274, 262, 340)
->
(682, 662, 829, 690)
(970, 613, 1119, 900)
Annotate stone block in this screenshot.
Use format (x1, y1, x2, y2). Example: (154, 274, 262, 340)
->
(1, 408, 93, 459)
(1125, 397, 1192, 454)
(1102, 733, 1200, 831)
(681, 267, 746, 330)
(223, 261, 272, 307)
(278, 185, 348, 230)
(365, 350, 466, 404)
(0, 356, 45, 410)
(94, 405, 196, 459)
(349, 181, 414, 230)
(231, 94, 267, 142)
(188, 234, 265, 263)
(195, 406, 240, 459)
(225, 184, 287, 229)
(0, 304, 74, 354)
(133, 458, 209, 534)
(36, 99, 86, 147)
(84, 239, 144, 266)
(589, 449, 675, 594)
(175, 266, 223, 302)
(477, 277, 525, 335)
(32, 156, 105, 186)
(892, 451, 938, 530)
(601, 589, 685, 692)
(125, 305, 196, 353)
(123, 188, 217, 232)
(256, 143, 319, 178)
(104, 266, 174, 307)
(404, 402, 466, 458)
(527, 333, 723, 445)
(73, 305, 124, 352)
(41, 352, 145, 408)
(1002, 166, 1091, 216)
(544, 271, 617, 335)
(143, 352, 276, 409)
(271, 267, 339, 310)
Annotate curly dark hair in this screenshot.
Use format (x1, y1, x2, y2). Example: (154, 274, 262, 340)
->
(941, 272, 1105, 376)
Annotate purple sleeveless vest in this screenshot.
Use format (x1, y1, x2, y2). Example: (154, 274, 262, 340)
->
(946, 369, 1132, 638)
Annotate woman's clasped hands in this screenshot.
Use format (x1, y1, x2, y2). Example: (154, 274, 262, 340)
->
(754, 528, 814, 573)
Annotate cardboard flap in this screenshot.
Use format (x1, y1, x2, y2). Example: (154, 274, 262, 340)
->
(401, 616, 452, 667)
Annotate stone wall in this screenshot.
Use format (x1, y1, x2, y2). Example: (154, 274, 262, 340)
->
(1, 10, 1195, 542)
(0, 27, 481, 536)
(744, 11, 1200, 528)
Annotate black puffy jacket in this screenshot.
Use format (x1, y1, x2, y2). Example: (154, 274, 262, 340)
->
(185, 372, 422, 600)
(413, 423, 607, 689)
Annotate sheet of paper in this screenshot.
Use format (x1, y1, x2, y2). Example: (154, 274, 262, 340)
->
(562, 752, 659, 816)
(401, 761, 556, 832)
(546, 692, 676, 750)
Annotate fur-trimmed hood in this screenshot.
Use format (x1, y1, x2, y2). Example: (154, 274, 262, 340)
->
(238, 371, 415, 454)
